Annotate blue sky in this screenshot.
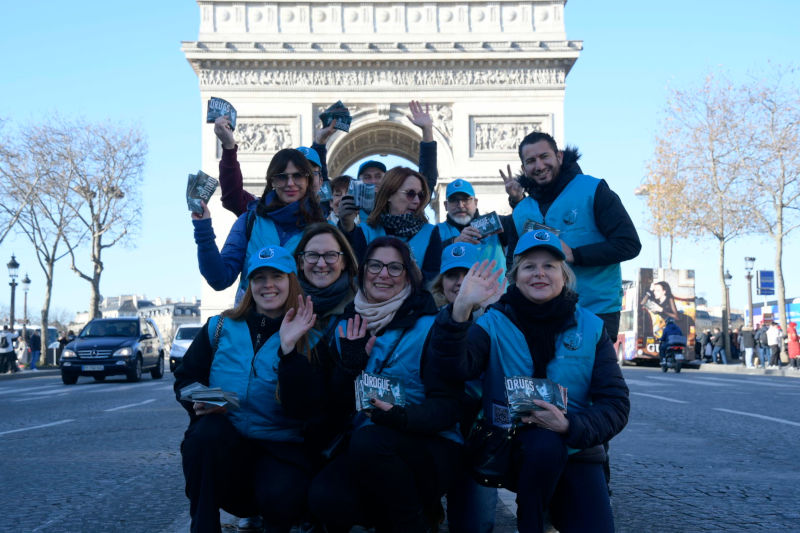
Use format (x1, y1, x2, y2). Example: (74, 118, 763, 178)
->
(1, 1, 798, 322)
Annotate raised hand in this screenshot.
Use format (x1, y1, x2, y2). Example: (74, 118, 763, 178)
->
(337, 314, 376, 372)
(280, 295, 317, 354)
(407, 100, 434, 142)
(499, 164, 524, 202)
(452, 260, 504, 322)
(213, 116, 236, 150)
(191, 200, 211, 221)
(314, 118, 338, 145)
(479, 277, 507, 309)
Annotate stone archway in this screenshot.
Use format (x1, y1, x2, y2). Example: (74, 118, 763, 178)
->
(183, 0, 581, 318)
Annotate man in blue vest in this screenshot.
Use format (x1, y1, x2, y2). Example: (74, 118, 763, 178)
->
(504, 131, 641, 340)
(437, 178, 511, 278)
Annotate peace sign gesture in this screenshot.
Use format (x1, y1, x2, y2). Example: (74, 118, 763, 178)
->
(279, 296, 317, 354)
(499, 164, 524, 203)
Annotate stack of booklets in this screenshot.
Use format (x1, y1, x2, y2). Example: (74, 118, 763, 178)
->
(470, 211, 504, 238)
(354, 371, 406, 412)
(319, 101, 352, 132)
(180, 382, 240, 409)
(206, 97, 237, 130)
(186, 170, 218, 214)
(504, 376, 567, 420)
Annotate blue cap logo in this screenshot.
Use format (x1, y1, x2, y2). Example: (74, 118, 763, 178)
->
(451, 245, 466, 257)
(533, 230, 551, 241)
(259, 247, 275, 259)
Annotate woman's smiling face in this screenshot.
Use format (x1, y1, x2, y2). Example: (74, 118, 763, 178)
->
(514, 249, 565, 304)
(249, 268, 290, 317)
(387, 175, 424, 216)
(301, 233, 344, 289)
(363, 246, 408, 303)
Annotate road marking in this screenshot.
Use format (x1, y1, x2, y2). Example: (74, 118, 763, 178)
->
(0, 385, 62, 396)
(0, 419, 75, 436)
(713, 408, 800, 428)
(11, 393, 70, 403)
(696, 376, 795, 388)
(621, 378, 663, 386)
(631, 392, 689, 404)
(104, 398, 156, 412)
(646, 376, 729, 386)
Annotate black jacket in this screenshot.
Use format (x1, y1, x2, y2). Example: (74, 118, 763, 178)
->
(505, 148, 641, 269)
(427, 302, 630, 450)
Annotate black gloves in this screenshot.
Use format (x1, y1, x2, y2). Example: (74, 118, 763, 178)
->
(370, 404, 408, 430)
(338, 336, 370, 375)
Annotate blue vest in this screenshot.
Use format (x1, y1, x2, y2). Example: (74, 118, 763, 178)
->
(361, 223, 435, 271)
(511, 175, 622, 314)
(476, 305, 602, 451)
(437, 221, 507, 279)
(207, 316, 308, 442)
(236, 216, 303, 302)
(335, 314, 462, 444)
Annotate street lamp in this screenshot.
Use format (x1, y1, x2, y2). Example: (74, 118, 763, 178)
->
(21, 274, 31, 341)
(634, 184, 663, 268)
(7, 255, 19, 327)
(744, 257, 755, 328)
(723, 269, 733, 361)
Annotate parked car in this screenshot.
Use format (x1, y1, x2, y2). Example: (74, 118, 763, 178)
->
(59, 318, 165, 384)
(169, 323, 202, 372)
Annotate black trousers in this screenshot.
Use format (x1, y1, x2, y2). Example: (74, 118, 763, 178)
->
(180, 414, 312, 533)
(770, 345, 781, 366)
(512, 426, 614, 533)
(308, 424, 461, 533)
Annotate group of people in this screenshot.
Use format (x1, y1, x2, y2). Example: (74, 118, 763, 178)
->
(176, 101, 639, 533)
(696, 321, 800, 369)
(0, 325, 44, 372)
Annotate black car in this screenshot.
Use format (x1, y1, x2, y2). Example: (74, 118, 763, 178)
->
(59, 318, 165, 384)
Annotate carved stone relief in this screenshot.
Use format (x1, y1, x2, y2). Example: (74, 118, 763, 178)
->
(471, 116, 549, 156)
(215, 119, 297, 157)
(199, 67, 566, 89)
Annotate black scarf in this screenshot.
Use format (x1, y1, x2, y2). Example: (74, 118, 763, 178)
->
(379, 213, 425, 238)
(245, 308, 283, 353)
(299, 273, 354, 317)
(501, 285, 578, 378)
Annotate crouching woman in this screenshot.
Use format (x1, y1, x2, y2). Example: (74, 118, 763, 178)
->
(174, 245, 319, 533)
(428, 230, 630, 533)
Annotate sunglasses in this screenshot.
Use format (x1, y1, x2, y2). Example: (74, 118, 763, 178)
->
(399, 189, 426, 202)
(273, 172, 309, 186)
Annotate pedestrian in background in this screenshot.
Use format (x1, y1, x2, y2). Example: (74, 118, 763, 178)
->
(787, 322, 800, 370)
(0, 325, 18, 373)
(29, 330, 41, 371)
(755, 322, 770, 368)
(711, 327, 727, 364)
(767, 322, 782, 368)
(740, 326, 756, 368)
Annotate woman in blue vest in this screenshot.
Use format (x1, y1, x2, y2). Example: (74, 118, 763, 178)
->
(175, 245, 320, 533)
(338, 167, 442, 283)
(428, 229, 630, 533)
(194, 148, 325, 304)
(308, 237, 462, 533)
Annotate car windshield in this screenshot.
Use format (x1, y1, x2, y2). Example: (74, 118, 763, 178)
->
(80, 321, 139, 338)
(175, 327, 201, 341)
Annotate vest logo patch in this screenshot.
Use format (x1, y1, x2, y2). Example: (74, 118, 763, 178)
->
(562, 331, 582, 351)
(563, 209, 578, 225)
(452, 245, 466, 257)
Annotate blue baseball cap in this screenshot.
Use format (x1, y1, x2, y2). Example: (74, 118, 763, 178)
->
(514, 229, 565, 260)
(296, 146, 321, 168)
(446, 179, 475, 199)
(245, 246, 297, 279)
(357, 160, 387, 178)
(440, 243, 480, 274)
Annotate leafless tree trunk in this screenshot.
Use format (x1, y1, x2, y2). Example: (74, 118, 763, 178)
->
(744, 68, 800, 332)
(61, 121, 147, 319)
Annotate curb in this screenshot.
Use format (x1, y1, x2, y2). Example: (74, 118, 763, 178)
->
(693, 361, 800, 378)
(0, 368, 60, 381)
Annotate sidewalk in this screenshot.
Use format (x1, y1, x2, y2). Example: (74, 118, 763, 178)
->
(692, 359, 800, 378)
(0, 367, 59, 381)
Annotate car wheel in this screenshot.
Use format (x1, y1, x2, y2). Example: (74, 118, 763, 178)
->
(675, 362, 682, 373)
(150, 354, 164, 379)
(93, 375, 106, 382)
(62, 373, 78, 385)
(126, 357, 142, 382)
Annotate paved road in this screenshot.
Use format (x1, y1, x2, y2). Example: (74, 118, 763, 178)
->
(3, 367, 799, 532)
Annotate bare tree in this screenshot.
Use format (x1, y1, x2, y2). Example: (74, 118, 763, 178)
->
(640, 134, 692, 268)
(659, 73, 757, 358)
(0, 120, 45, 245)
(744, 67, 800, 331)
(0, 121, 85, 360)
(61, 121, 147, 319)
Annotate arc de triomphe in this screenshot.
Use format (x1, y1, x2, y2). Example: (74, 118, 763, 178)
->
(183, 0, 582, 317)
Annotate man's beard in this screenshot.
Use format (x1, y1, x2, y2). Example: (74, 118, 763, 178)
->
(449, 212, 472, 225)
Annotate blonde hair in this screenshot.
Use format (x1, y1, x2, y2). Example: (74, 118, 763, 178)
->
(507, 251, 576, 291)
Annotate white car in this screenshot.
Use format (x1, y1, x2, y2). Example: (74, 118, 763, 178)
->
(170, 324, 202, 372)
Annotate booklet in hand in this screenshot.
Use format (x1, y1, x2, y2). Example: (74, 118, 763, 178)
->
(522, 219, 561, 236)
(504, 376, 567, 420)
(186, 170, 219, 215)
(354, 371, 406, 412)
(206, 97, 238, 131)
(180, 382, 240, 409)
(470, 211, 504, 238)
(319, 100, 352, 132)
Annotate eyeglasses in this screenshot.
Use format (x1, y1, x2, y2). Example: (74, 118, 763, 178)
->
(300, 251, 343, 265)
(272, 172, 309, 187)
(399, 189, 426, 202)
(365, 259, 406, 277)
(447, 196, 474, 206)
(312, 169, 322, 179)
